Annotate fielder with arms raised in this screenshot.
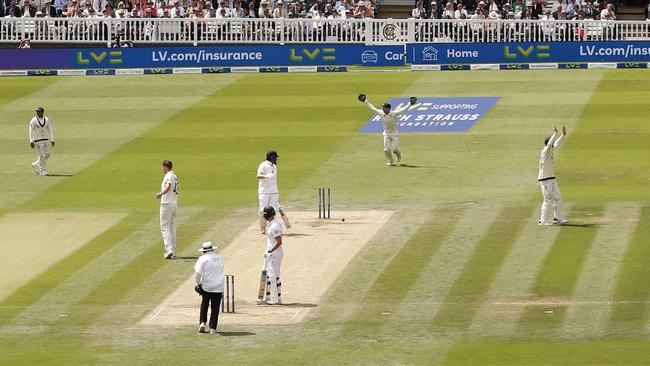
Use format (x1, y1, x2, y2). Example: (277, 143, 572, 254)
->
(358, 94, 417, 166)
(28, 107, 55, 176)
(257, 150, 291, 233)
(538, 126, 568, 226)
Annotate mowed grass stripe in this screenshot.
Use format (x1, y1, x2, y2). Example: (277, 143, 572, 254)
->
(2, 75, 241, 213)
(562, 203, 641, 338)
(0, 212, 149, 327)
(442, 339, 650, 366)
(309, 207, 433, 331)
(340, 206, 463, 334)
(97, 208, 254, 326)
(387, 204, 501, 332)
(516, 204, 604, 334)
(5, 209, 200, 332)
(469, 206, 566, 337)
(57, 208, 216, 327)
(608, 205, 650, 334)
(0, 77, 57, 107)
(430, 206, 530, 330)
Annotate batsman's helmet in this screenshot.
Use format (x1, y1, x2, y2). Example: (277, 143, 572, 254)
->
(263, 206, 276, 217)
(382, 103, 391, 109)
(266, 150, 279, 161)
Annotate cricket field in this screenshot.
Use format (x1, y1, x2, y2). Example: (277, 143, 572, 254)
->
(1, 69, 649, 365)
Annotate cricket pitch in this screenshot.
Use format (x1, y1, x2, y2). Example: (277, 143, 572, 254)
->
(141, 210, 392, 326)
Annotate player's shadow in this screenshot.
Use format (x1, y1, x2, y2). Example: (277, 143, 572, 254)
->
(282, 303, 318, 308)
(561, 223, 599, 228)
(45, 173, 74, 177)
(396, 164, 425, 169)
(284, 233, 313, 238)
(218, 331, 256, 337)
(176, 256, 200, 260)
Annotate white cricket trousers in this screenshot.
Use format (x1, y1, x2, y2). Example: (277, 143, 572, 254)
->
(33, 141, 51, 174)
(383, 134, 400, 152)
(265, 249, 283, 301)
(258, 193, 280, 212)
(160, 203, 177, 255)
(539, 179, 563, 223)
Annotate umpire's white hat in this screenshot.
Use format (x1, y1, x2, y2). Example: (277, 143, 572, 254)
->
(198, 241, 216, 252)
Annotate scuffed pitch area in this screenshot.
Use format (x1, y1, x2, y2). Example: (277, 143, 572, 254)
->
(141, 210, 392, 326)
(0, 212, 127, 300)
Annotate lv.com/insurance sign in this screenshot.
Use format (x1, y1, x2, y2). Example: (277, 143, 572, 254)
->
(359, 97, 499, 133)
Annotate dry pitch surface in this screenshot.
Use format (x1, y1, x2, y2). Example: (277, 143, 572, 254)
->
(142, 211, 392, 327)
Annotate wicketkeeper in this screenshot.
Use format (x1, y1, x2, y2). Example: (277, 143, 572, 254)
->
(358, 94, 417, 166)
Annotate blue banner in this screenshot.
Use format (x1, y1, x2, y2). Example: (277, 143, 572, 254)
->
(359, 97, 499, 133)
(0, 44, 404, 69)
(407, 41, 650, 64)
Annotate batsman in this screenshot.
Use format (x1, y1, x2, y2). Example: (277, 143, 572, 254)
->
(358, 94, 417, 166)
(257, 150, 291, 233)
(256, 206, 284, 305)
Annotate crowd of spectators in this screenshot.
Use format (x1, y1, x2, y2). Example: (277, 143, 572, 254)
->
(411, 0, 618, 21)
(1, 0, 646, 45)
(0, 0, 381, 20)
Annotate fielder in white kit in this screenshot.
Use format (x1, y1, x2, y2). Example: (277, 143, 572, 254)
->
(257, 150, 291, 233)
(538, 126, 568, 226)
(28, 107, 55, 176)
(156, 160, 179, 259)
(258, 206, 283, 305)
(358, 94, 417, 166)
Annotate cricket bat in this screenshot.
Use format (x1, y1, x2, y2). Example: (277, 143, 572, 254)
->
(281, 213, 292, 229)
(258, 256, 268, 300)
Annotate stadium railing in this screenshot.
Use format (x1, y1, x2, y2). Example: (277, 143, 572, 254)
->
(1, 17, 649, 45)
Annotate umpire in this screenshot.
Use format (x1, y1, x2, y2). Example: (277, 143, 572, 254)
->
(194, 242, 225, 334)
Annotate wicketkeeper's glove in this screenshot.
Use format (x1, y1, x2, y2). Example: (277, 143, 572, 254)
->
(358, 94, 366, 102)
(409, 96, 417, 105)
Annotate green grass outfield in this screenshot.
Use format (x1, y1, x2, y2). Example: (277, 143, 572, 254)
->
(0, 69, 649, 365)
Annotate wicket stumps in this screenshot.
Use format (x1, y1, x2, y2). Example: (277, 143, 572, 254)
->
(221, 274, 235, 313)
(318, 187, 331, 219)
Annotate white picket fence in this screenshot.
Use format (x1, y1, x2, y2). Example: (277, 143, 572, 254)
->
(1, 17, 649, 44)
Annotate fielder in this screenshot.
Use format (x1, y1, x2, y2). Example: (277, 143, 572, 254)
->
(28, 107, 55, 176)
(155, 160, 179, 259)
(257, 206, 283, 305)
(358, 94, 417, 166)
(257, 150, 291, 233)
(538, 126, 568, 226)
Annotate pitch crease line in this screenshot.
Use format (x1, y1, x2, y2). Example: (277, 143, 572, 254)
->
(291, 307, 304, 321)
(149, 306, 165, 321)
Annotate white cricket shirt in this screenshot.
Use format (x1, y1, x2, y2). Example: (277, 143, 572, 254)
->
(161, 171, 179, 204)
(257, 160, 278, 194)
(538, 132, 564, 181)
(365, 100, 409, 136)
(194, 251, 225, 293)
(266, 219, 283, 252)
(28, 116, 54, 143)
